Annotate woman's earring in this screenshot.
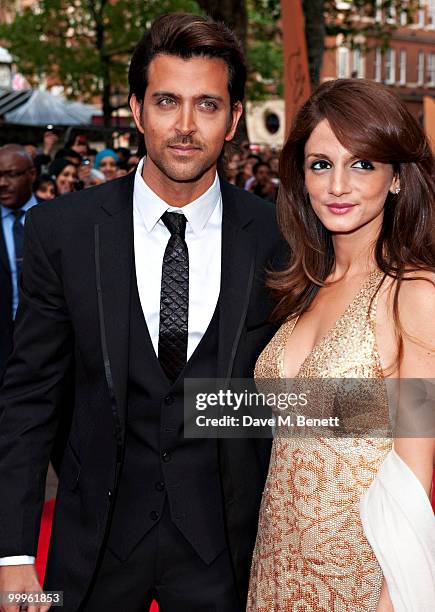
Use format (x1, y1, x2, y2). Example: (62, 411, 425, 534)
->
(395, 187, 401, 194)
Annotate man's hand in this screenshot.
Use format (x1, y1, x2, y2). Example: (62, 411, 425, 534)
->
(78, 162, 91, 185)
(0, 565, 51, 612)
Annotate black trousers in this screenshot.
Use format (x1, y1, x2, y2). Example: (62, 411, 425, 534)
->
(81, 501, 241, 612)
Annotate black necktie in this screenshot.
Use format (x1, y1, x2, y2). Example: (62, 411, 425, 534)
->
(12, 209, 25, 276)
(158, 211, 189, 382)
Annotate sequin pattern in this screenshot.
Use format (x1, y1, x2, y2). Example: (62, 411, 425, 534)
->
(247, 271, 392, 611)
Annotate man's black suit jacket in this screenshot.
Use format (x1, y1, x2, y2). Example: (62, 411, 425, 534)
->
(0, 173, 283, 610)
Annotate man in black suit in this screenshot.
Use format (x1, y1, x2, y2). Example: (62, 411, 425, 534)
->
(0, 14, 282, 612)
(0, 145, 37, 383)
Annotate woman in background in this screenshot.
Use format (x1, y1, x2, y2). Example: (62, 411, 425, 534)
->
(94, 148, 120, 182)
(34, 173, 57, 201)
(247, 79, 434, 611)
(49, 158, 79, 195)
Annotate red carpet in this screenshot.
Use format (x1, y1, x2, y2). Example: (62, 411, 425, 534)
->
(36, 477, 435, 609)
(35, 499, 55, 584)
(35, 499, 159, 611)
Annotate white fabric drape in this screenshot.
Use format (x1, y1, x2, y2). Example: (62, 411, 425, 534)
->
(360, 448, 435, 611)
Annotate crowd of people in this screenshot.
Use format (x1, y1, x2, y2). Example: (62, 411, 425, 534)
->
(3, 129, 281, 204)
(20, 131, 141, 199)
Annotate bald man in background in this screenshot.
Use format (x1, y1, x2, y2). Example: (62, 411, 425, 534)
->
(0, 145, 68, 476)
(0, 145, 37, 383)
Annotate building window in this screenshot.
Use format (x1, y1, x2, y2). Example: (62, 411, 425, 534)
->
(428, 53, 435, 85)
(337, 47, 349, 78)
(418, 1, 426, 27)
(399, 50, 407, 85)
(400, 0, 409, 25)
(375, 0, 383, 22)
(418, 51, 425, 85)
(352, 48, 364, 78)
(386, 2, 397, 23)
(375, 47, 382, 82)
(385, 48, 396, 84)
(429, 0, 435, 25)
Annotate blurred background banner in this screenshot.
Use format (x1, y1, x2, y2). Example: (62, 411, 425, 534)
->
(424, 96, 435, 151)
(281, 0, 311, 133)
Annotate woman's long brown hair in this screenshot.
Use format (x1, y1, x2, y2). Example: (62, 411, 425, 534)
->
(270, 79, 434, 364)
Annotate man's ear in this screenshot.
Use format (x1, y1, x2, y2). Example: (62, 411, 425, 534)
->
(225, 102, 243, 142)
(129, 95, 145, 135)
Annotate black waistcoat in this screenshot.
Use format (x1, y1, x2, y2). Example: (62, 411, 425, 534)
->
(107, 275, 226, 564)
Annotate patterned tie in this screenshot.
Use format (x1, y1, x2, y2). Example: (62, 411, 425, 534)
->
(158, 211, 189, 382)
(12, 209, 25, 276)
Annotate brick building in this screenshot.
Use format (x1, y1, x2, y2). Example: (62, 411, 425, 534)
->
(321, 0, 435, 122)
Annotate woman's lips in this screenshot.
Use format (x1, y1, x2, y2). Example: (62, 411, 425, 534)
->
(325, 203, 357, 215)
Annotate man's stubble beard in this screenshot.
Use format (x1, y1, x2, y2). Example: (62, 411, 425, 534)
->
(152, 144, 222, 184)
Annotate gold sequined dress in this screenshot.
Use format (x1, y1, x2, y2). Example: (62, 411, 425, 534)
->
(247, 271, 392, 611)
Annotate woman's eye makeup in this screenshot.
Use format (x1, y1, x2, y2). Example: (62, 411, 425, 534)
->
(308, 158, 375, 171)
(351, 159, 375, 170)
(310, 159, 331, 170)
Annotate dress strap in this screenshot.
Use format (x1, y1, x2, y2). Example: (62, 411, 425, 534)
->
(365, 270, 385, 329)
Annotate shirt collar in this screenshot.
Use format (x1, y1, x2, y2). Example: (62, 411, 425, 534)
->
(1, 193, 38, 219)
(134, 157, 221, 235)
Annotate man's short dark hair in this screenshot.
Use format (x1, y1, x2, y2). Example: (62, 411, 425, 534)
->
(128, 13, 247, 107)
(55, 148, 82, 163)
(253, 161, 270, 176)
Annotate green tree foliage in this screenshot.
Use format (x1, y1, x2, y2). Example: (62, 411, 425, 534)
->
(0, 0, 419, 120)
(0, 0, 199, 127)
(247, 0, 283, 100)
(195, 0, 248, 52)
(325, 0, 415, 43)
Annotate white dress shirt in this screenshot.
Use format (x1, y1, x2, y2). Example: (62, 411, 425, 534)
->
(0, 158, 222, 566)
(133, 158, 222, 359)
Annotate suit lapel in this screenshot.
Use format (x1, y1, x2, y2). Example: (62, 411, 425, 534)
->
(0, 216, 11, 275)
(217, 181, 255, 381)
(94, 173, 135, 445)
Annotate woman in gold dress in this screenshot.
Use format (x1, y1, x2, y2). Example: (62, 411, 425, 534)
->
(247, 79, 435, 611)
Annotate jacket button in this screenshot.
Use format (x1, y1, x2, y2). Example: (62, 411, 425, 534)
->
(164, 394, 174, 405)
(150, 510, 160, 521)
(162, 451, 171, 463)
(155, 481, 165, 492)
(108, 489, 112, 498)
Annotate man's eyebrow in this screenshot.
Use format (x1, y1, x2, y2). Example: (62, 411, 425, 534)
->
(0, 165, 31, 170)
(151, 91, 224, 102)
(197, 94, 224, 102)
(151, 91, 178, 98)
